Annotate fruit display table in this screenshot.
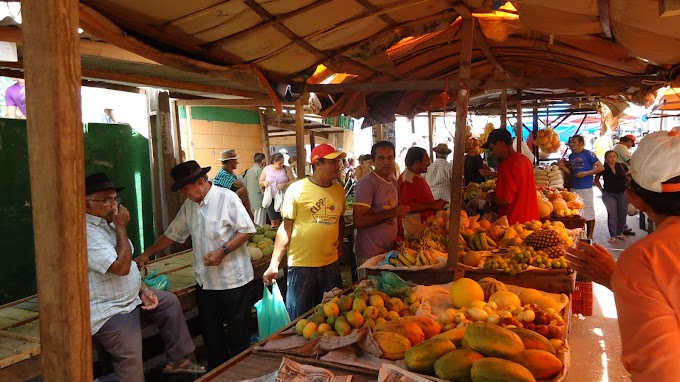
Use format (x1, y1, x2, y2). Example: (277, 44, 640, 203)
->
(213, 277, 572, 382)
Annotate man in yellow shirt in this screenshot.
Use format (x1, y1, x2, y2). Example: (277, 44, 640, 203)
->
(263, 144, 347, 319)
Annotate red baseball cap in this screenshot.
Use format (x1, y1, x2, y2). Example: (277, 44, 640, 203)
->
(623, 134, 636, 146)
(310, 144, 347, 163)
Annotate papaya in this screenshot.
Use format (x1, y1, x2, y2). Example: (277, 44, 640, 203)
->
(405, 338, 456, 373)
(463, 322, 525, 358)
(509, 349, 563, 379)
(431, 327, 466, 348)
(400, 316, 441, 339)
(470, 357, 536, 382)
(507, 327, 556, 355)
(434, 348, 485, 382)
(374, 320, 426, 346)
(373, 331, 411, 360)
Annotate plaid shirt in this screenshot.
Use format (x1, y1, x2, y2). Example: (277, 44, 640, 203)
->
(86, 214, 141, 334)
(165, 184, 256, 290)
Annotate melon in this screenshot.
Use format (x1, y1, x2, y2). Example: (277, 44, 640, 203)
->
(488, 291, 521, 310)
(538, 203, 551, 219)
(247, 247, 263, 261)
(551, 199, 568, 212)
(477, 277, 509, 301)
(450, 278, 485, 308)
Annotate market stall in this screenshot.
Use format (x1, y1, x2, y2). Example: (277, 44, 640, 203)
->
(198, 275, 571, 382)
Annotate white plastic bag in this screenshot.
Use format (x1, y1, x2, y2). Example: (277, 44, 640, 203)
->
(274, 190, 285, 212)
(262, 186, 273, 208)
(627, 202, 639, 216)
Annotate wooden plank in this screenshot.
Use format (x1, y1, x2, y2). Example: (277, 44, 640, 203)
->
(0, 308, 38, 326)
(261, 111, 271, 164)
(176, 98, 274, 107)
(0, 336, 41, 369)
(22, 0, 92, 380)
(500, 89, 508, 128)
(0, 352, 41, 381)
(464, 268, 576, 293)
(660, 0, 680, 16)
(516, 89, 523, 152)
(305, 74, 662, 93)
(428, 112, 434, 161)
(447, 17, 473, 273)
(6, 319, 41, 339)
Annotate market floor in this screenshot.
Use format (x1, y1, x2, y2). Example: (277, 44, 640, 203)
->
(565, 187, 642, 382)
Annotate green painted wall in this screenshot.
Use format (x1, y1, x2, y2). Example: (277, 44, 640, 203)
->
(178, 105, 260, 124)
(0, 121, 154, 304)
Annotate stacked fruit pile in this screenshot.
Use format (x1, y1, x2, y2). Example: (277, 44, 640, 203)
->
(463, 179, 496, 203)
(246, 224, 276, 261)
(535, 128, 561, 154)
(291, 278, 566, 381)
(534, 165, 564, 188)
(478, 122, 495, 148)
(537, 187, 584, 219)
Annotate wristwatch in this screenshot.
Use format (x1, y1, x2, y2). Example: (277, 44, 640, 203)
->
(222, 245, 231, 255)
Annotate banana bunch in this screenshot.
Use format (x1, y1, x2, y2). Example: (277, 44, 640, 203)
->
(389, 243, 442, 267)
(479, 123, 495, 147)
(467, 231, 497, 251)
(463, 186, 480, 202)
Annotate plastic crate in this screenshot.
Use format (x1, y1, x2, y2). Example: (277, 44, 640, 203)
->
(572, 281, 593, 316)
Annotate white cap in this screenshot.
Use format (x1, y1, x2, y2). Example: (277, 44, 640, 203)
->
(630, 130, 680, 192)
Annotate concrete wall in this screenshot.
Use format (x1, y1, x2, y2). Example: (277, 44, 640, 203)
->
(178, 107, 265, 179)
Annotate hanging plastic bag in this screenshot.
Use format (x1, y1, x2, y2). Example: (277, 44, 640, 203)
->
(274, 190, 285, 212)
(262, 186, 273, 208)
(368, 271, 413, 297)
(143, 269, 171, 291)
(627, 203, 639, 216)
(254, 281, 291, 340)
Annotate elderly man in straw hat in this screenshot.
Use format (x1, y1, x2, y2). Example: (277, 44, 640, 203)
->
(137, 160, 256, 370)
(213, 149, 253, 219)
(425, 143, 453, 203)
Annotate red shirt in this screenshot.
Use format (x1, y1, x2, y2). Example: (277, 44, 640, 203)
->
(496, 151, 539, 224)
(398, 169, 436, 235)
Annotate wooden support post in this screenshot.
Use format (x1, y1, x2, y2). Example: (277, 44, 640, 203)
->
(157, 91, 183, 253)
(295, 99, 306, 178)
(309, 133, 316, 151)
(260, 110, 270, 164)
(376, 123, 384, 142)
(428, 112, 434, 160)
(500, 89, 508, 129)
(22, 0, 92, 380)
(447, 16, 473, 273)
(516, 89, 523, 152)
(172, 101, 186, 163)
(533, 105, 540, 163)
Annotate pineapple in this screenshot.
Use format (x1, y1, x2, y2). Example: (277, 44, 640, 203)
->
(524, 229, 564, 250)
(539, 245, 568, 259)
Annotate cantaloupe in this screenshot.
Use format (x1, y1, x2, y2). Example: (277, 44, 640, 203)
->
(551, 199, 568, 212)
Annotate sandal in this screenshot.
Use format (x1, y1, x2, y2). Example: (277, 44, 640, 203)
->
(163, 359, 206, 374)
(608, 237, 616, 243)
(618, 234, 627, 241)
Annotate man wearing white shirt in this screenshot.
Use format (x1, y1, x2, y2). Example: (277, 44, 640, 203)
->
(425, 143, 453, 203)
(137, 160, 256, 370)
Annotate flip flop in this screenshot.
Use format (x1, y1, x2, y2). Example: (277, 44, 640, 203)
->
(608, 237, 616, 243)
(618, 235, 627, 241)
(163, 359, 206, 374)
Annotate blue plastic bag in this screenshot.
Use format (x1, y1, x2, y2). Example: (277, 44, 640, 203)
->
(143, 269, 171, 291)
(254, 281, 291, 340)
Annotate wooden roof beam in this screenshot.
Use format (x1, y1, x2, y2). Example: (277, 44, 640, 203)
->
(266, 120, 330, 139)
(305, 74, 664, 92)
(176, 98, 275, 107)
(452, 3, 511, 78)
(354, 0, 399, 26)
(599, 0, 613, 39)
(659, 0, 680, 16)
(202, 0, 335, 50)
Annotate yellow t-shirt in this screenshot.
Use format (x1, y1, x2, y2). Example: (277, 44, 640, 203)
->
(281, 178, 346, 267)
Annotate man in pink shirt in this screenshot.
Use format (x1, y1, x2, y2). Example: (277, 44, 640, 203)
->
(566, 130, 680, 381)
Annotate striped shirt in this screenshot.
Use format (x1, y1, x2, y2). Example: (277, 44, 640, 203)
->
(213, 168, 238, 191)
(86, 214, 141, 334)
(165, 184, 256, 290)
(425, 158, 452, 203)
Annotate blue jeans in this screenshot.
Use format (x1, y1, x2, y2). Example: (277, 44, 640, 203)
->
(286, 261, 342, 320)
(602, 191, 628, 237)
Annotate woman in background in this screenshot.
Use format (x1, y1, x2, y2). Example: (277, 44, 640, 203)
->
(259, 153, 295, 226)
(595, 150, 629, 243)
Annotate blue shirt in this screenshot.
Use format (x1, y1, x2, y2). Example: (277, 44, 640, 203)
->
(568, 150, 599, 189)
(213, 168, 238, 191)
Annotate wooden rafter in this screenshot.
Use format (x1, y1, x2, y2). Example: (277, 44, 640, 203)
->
(305, 74, 664, 92)
(354, 0, 399, 27)
(598, 0, 613, 39)
(451, 3, 510, 78)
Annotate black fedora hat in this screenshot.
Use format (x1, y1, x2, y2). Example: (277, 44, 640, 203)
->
(170, 160, 211, 192)
(85, 173, 125, 195)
